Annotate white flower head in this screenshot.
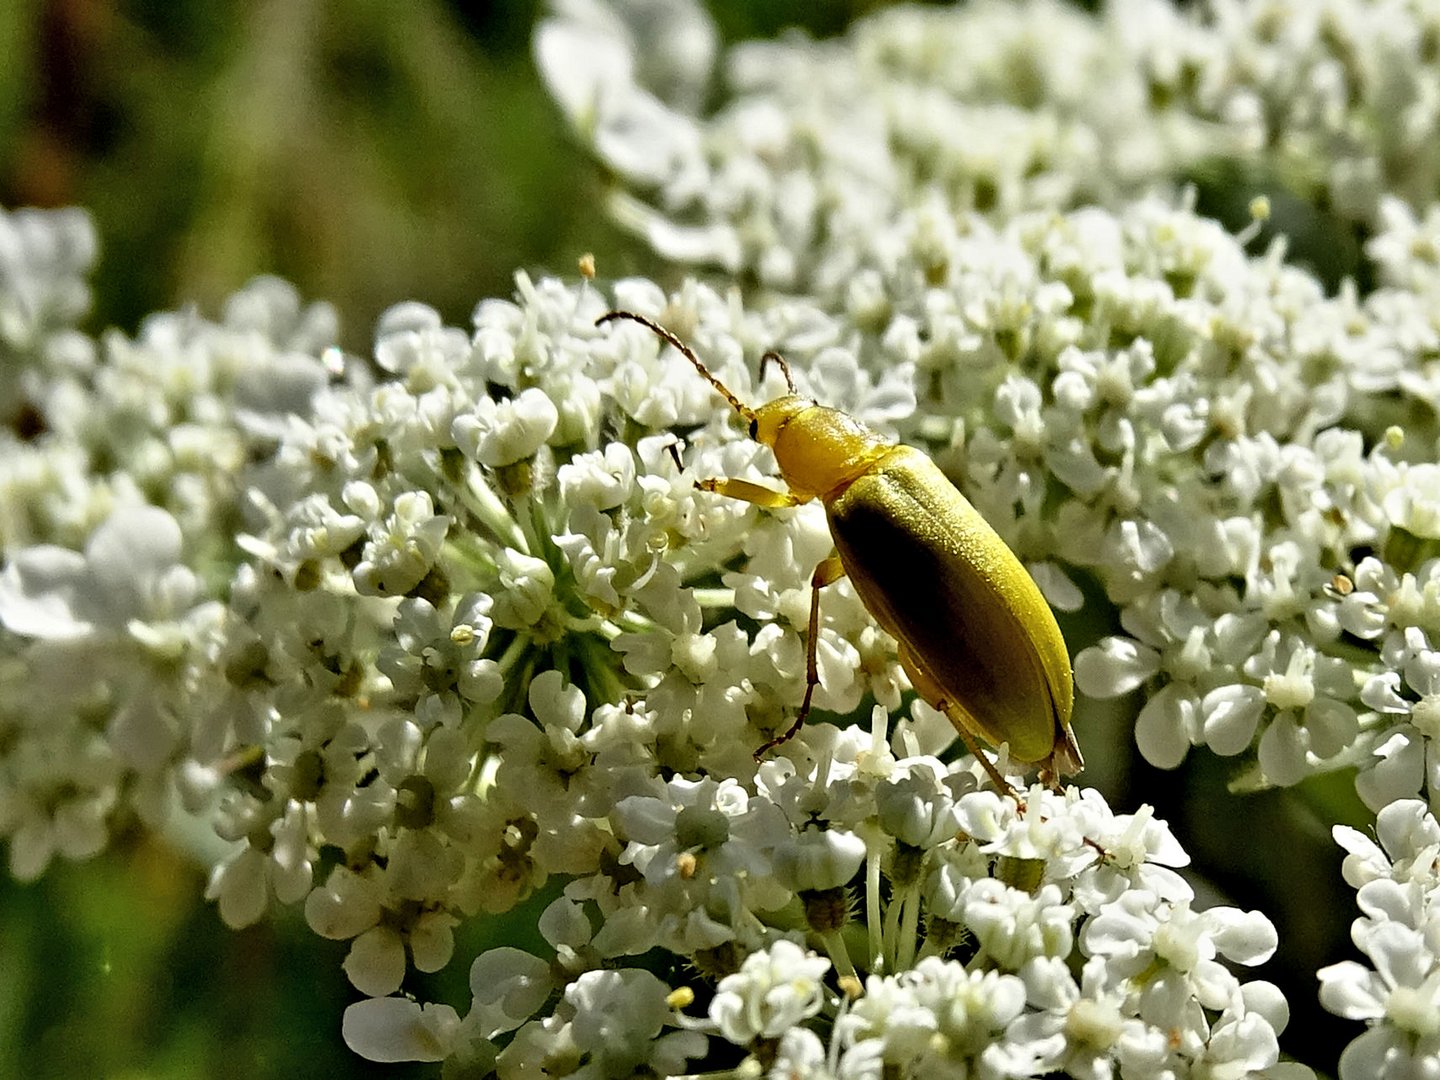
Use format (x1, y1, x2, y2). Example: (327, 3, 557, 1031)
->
(0, 505, 197, 640)
(710, 939, 831, 1044)
(453, 387, 559, 467)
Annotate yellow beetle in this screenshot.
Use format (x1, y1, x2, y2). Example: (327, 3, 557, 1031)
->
(597, 311, 1082, 790)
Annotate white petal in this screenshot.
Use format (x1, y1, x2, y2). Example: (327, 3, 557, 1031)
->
(611, 795, 676, 843)
(85, 506, 183, 623)
(1318, 961, 1387, 1020)
(1075, 637, 1160, 698)
(409, 911, 456, 973)
(1029, 561, 1085, 612)
(1135, 684, 1197, 769)
(8, 818, 56, 881)
(342, 997, 459, 1063)
(1337, 1024, 1410, 1080)
(1367, 922, 1432, 990)
(534, 16, 632, 127)
(344, 926, 408, 997)
(106, 696, 178, 773)
(1241, 980, 1291, 1035)
(1207, 1010, 1279, 1071)
(1356, 731, 1424, 811)
(209, 848, 270, 929)
(1334, 823, 1390, 888)
(304, 868, 382, 940)
(469, 947, 554, 1036)
(538, 897, 593, 950)
(1361, 671, 1410, 713)
(1307, 697, 1359, 758)
(52, 798, 108, 860)
(0, 545, 91, 638)
(1258, 714, 1308, 787)
(1207, 908, 1278, 965)
(1201, 684, 1265, 756)
(1376, 799, 1440, 861)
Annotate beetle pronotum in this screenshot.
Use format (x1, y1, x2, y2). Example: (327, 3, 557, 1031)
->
(596, 311, 1083, 792)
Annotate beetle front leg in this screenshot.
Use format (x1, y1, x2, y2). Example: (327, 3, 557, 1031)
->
(754, 552, 847, 759)
(697, 476, 808, 509)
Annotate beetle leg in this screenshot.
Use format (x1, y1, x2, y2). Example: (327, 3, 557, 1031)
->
(1038, 726, 1084, 790)
(697, 476, 807, 508)
(896, 644, 1020, 801)
(753, 552, 847, 759)
(662, 438, 686, 471)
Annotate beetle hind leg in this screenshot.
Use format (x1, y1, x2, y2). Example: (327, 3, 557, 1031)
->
(1040, 724, 1084, 788)
(897, 644, 1019, 800)
(753, 552, 847, 759)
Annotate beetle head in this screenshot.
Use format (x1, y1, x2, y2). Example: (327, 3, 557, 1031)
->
(755, 398, 889, 501)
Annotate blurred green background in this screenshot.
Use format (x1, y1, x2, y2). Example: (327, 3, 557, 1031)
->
(0, 0, 902, 347)
(0, 1, 1362, 1076)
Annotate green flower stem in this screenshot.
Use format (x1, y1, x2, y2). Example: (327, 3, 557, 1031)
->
(818, 927, 859, 984)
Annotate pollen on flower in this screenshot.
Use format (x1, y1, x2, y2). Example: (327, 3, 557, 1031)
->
(1410, 695, 1440, 739)
(1262, 670, 1315, 711)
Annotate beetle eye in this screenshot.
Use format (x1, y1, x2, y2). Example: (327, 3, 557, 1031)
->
(748, 418, 759, 439)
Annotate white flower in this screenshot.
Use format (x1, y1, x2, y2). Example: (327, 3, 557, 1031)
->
(1007, 955, 1154, 1080)
(1384, 463, 1440, 541)
(710, 939, 831, 1044)
(489, 546, 557, 630)
(375, 593, 502, 709)
(490, 669, 596, 821)
(771, 824, 867, 893)
(351, 490, 450, 598)
(0, 505, 197, 640)
(841, 960, 1027, 1075)
(453, 387, 559, 466)
(0, 719, 119, 881)
(563, 968, 707, 1076)
(612, 774, 784, 889)
(961, 879, 1075, 970)
(206, 802, 314, 929)
(1321, 800, 1440, 1078)
(1083, 890, 1277, 1032)
(1320, 924, 1440, 1079)
(874, 767, 959, 849)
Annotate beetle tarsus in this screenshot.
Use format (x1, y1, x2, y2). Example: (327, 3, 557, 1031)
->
(752, 683, 816, 760)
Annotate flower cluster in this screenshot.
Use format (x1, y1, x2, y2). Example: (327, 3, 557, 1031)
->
(539, 0, 1440, 286)
(0, 216, 339, 878)
(354, 780, 1296, 1078)
(1320, 799, 1440, 1079)
(537, 0, 1220, 292)
(543, 0, 1440, 811)
(0, 202, 1310, 1072)
(1157, 0, 1440, 225)
(4, 0, 1440, 1074)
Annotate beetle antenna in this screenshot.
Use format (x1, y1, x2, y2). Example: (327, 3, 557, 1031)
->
(596, 311, 757, 423)
(758, 350, 797, 394)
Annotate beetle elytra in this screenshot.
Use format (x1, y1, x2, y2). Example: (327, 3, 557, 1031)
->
(596, 311, 1082, 791)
